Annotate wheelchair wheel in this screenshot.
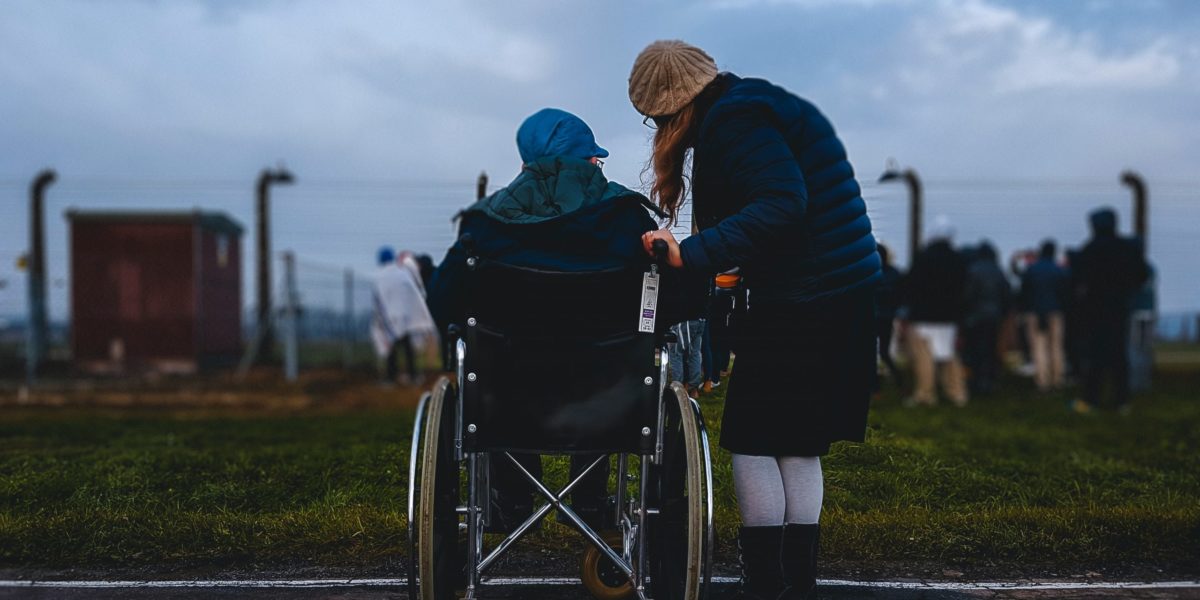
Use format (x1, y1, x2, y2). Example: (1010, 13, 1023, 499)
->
(580, 530, 634, 600)
(648, 382, 712, 600)
(415, 376, 462, 600)
(405, 390, 432, 600)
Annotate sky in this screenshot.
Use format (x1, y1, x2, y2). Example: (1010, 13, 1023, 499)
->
(1, 0, 1198, 319)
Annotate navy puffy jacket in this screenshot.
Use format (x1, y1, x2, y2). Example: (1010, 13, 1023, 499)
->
(682, 75, 881, 304)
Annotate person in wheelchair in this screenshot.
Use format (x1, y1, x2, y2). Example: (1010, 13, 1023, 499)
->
(427, 107, 702, 534)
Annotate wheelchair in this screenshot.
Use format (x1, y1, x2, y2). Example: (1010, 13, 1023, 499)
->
(407, 243, 714, 600)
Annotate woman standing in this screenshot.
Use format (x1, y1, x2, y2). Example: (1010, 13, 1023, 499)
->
(629, 40, 881, 600)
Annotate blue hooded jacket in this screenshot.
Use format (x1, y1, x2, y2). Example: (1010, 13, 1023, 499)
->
(683, 74, 881, 305)
(427, 156, 704, 332)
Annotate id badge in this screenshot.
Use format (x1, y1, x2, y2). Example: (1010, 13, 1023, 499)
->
(638, 271, 660, 333)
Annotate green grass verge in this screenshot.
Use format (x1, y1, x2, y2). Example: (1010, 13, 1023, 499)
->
(1, 371, 1198, 574)
(698, 371, 1200, 572)
(0, 409, 413, 567)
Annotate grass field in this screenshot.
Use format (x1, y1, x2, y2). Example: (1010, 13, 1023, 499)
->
(1, 368, 1198, 579)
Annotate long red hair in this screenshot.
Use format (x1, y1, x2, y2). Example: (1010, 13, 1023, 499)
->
(647, 77, 725, 225)
(648, 102, 699, 226)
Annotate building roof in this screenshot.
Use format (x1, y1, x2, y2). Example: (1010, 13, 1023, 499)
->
(65, 209, 244, 236)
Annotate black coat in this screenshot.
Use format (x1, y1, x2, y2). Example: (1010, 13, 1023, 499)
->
(905, 240, 967, 323)
(964, 258, 1011, 326)
(1073, 233, 1149, 320)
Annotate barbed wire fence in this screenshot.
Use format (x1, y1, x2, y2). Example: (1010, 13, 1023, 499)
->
(2, 173, 1199, 381)
(237, 252, 380, 380)
(289, 254, 377, 370)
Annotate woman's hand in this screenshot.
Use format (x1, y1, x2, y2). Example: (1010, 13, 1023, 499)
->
(641, 228, 684, 268)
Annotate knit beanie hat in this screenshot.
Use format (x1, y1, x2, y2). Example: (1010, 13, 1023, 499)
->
(927, 215, 956, 243)
(628, 40, 718, 117)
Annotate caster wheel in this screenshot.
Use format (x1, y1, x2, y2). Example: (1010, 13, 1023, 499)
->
(579, 531, 634, 600)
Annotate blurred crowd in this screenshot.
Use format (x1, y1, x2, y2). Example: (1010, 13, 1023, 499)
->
(876, 208, 1154, 414)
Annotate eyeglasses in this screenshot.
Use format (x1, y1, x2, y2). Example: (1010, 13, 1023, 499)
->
(642, 114, 671, 130)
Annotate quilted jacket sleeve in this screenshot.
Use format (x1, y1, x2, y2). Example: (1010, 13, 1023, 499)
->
(678, 109, 807, 274)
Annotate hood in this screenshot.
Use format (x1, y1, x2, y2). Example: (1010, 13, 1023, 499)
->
(465, 156, 645, 225)
(516, 108, 608, 164)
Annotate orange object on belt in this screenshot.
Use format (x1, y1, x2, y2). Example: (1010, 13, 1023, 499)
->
(715, 273, 740, 289)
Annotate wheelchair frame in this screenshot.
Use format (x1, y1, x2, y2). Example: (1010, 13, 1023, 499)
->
(407, 325, 715, 600)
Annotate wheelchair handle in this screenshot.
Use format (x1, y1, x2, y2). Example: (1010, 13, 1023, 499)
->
(651, 239, 670, 265)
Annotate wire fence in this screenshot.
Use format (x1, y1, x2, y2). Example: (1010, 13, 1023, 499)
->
(280, 254, 377, 370)
(2, 174, 1199, 380)
(1151, 313, 1200, 344)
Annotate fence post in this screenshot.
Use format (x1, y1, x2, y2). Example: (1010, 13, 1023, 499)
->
(282, 251, 299, 382)
(1121, 170, 1148, 244)
(343, 267, 354, 369)
(254, 167, 294, 364)
(477, 171, 488, 201)
(27, 169, 56, 386)
(878, 160, 922, 266)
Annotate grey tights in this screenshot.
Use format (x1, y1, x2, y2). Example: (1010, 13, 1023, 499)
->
(731, 454, 823, 526)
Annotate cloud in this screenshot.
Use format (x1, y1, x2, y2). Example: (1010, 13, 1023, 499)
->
(0, 0, 557, 179)
(705, 0, 903, 9)
(906, 0, 1182, 94)
(821, 0, 1197, 186)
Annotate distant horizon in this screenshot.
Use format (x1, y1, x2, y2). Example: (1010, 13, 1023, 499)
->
(0, 176, 1196, 319)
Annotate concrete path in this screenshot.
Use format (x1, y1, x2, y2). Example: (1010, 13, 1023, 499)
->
(2, 579, 1198, 599)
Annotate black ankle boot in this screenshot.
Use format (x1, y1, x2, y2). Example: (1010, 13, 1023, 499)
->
(724, 526, 784, 600)
(777, 523, 819, 600)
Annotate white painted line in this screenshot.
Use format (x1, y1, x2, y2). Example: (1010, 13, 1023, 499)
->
(0, 578, 1196, 591)
(821, 579, 1200, 591)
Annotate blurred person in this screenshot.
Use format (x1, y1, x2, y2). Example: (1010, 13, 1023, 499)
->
(1062, 248, 1086, 381)
(630, 40, 881, 600)
(669, 216, 707, 398)
(426, 107, 703, 533)
(874, 244, 904, 390)
(399, 251, 426, 295)
(700, 316, 715, 393)
(705, 269, 742, 391)
(903, 216, 968, 407)
(371, 246, 436, 385)
(962, 241, 1011, 396)
(414, 253, 435, 289)
(1070, 208, 1150, 414)
(1129, 252, 1157, 393)
(1008, 248, 1038, 377)
(1020, 240, 1069, 392)
(670, 318, 705, 397)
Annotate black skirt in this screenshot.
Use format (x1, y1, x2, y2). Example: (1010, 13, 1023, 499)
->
(719, 291, 876, 457)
